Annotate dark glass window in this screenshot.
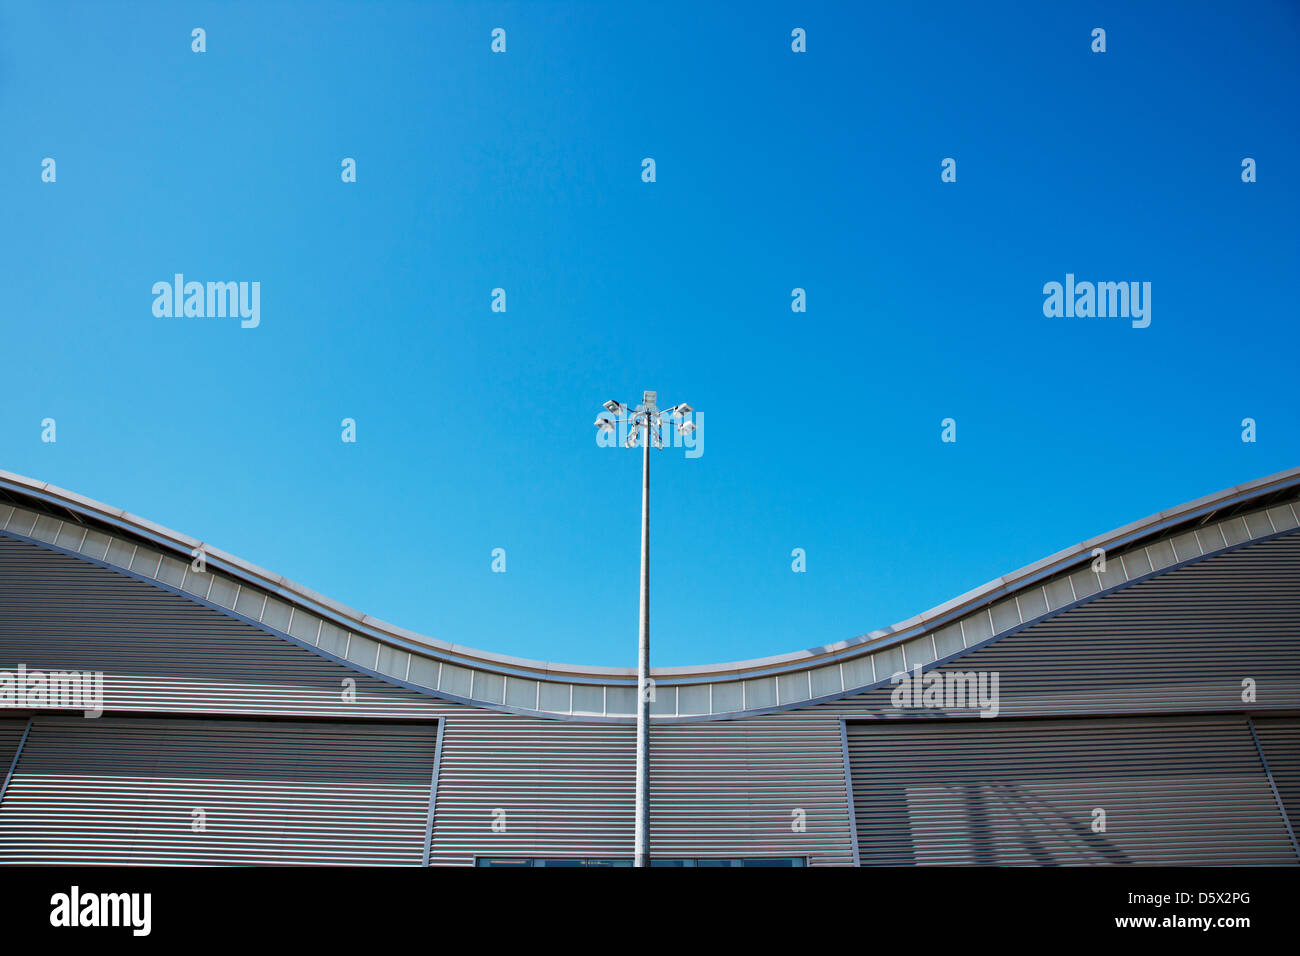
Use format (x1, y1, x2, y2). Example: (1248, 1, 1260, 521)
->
(477, 856, 805, 867)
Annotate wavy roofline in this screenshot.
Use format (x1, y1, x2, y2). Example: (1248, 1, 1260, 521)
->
(3, 465, 1299, 687)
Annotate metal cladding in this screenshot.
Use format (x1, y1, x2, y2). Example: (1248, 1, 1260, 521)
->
(815, 532, 1300, 721)
(0, 718, 440, 865)
(1253, 717, 1300, 842)
(0, 468, 1298, 865)
(0, 537, 444, 721)
(426, 709, 854, 866)
(848, 716, 1296, 865)
(4, 466, 1298, 722)
(0, 719, 27, 803)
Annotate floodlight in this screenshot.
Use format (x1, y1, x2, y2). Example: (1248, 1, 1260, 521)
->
(673, 403, 692, 416)
(594, 417, 615, 433)
(679, 420, 696, 435)
(603, 400, 623, 414)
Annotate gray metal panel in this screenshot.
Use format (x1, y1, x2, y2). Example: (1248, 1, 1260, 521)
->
(847, 715, 1297, 865)
(0, 720, 24, 765)
(3, 480, 1297, 719)
(0, 519, 1297, 866)
(647, 715, 851, 863)
(812, 532, 1300, 719)
(0, 536, 443, 720)
(1253, 716, 1300, 841)
(0, 719, 28, 802)
(0, 716, 439, 865)
(428, 711, 854, 866)
(0, 536, 854, 865)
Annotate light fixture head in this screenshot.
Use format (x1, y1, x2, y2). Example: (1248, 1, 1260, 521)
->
(679, 420, 696, 435)
(642, 390, 657, 409)
(674, 402, 692, 416)
(594, 417, 614, 433)
(624, 427, 640, 448)
(603, 399, 623, 414)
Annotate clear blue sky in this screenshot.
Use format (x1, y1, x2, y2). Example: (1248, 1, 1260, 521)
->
(2, 1, 1297, 667)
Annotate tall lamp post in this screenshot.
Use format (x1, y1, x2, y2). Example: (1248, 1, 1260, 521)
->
(595, 390, 695, 868)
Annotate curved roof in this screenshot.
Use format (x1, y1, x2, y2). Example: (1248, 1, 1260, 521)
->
(2, 465, 1299, 721)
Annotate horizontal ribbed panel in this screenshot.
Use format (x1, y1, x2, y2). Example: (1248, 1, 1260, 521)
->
(8, 478, 1295, 719)
(429, 712, 853, 865)
(848, 715, 1297, 865)
(0, 717, 439, 865)
(0, 535, 855, 864)
(3, 521, 1297, 724)
(0, 719, 25, 784)
(651, 718, 850, 861)
(0, 523, 1297, 866)
(814, 532, 1300, 719)
(1254, 717, 1300, 837)
(0, 536, 442, 719)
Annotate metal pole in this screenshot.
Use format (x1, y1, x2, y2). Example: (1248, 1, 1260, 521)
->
(634, 416, 651, 867)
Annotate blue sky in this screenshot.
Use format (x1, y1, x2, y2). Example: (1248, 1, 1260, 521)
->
(2, 1, 1297, 667)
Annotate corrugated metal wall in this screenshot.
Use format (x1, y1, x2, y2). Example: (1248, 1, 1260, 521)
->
(428, 712, 854, 865)
(1253, 717, 1300, 840)
(0, 533, 855, 865)
(847, 715, 1298, 865)
(0, 716, 440, 865)
(651, 717, 852, 863)
(0, 527, 1297, 865)
(0, 719, 27, 796)
(0, 536, 443, 720)
(812, 532, 1300, 720)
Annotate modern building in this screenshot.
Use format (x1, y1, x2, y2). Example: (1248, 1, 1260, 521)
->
(0, 466, 1297, 866)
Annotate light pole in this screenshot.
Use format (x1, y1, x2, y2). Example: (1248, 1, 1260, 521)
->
(595, 390, 695, 868)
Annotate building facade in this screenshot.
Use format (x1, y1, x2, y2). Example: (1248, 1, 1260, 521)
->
(0, 467, 1297, 865)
